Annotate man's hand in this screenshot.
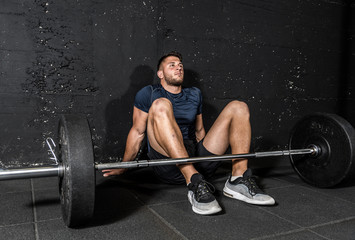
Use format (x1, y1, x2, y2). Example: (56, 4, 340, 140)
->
(102, 168, 127, 177)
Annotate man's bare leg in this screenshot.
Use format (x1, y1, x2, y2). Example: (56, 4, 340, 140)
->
(202, 100, 251, 176)
(202, 100, 275, 205)
(147, 98, 198, 184)
(148, 98, 222, 214)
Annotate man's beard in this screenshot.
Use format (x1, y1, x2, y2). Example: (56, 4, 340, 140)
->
(165, 75, 184, 87)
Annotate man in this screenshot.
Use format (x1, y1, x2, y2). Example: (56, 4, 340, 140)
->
(103, 51, 275, 215)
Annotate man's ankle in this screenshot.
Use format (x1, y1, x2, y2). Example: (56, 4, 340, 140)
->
(189, 173, 204, 186)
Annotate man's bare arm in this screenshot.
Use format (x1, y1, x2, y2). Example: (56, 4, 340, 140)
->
(102, 106, 148, 177)
(122, 106, 148, 161)
(195, 114, 206, 142)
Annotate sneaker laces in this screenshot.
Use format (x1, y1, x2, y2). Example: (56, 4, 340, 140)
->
(238, 176, 263, 196)
(195, 180, 216, 202)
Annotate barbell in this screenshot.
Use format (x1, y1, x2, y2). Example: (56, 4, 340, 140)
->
(0, 113, 354, 228)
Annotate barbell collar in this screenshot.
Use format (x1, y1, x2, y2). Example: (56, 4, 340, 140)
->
(95, 147, 316, 170)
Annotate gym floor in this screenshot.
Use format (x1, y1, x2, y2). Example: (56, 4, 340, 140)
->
(1, 163, 354, 240)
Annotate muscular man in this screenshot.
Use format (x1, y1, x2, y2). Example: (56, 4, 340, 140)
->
(103, 51, 275, 215)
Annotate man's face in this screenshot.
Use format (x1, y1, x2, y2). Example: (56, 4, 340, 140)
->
(159, 56, 184, 86)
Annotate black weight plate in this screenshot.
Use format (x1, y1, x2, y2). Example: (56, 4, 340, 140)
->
(289, 113, 355, 188)
(58, 115, 95, 227)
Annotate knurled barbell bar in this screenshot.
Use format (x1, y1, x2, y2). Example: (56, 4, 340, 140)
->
(0, 113, 354, 228)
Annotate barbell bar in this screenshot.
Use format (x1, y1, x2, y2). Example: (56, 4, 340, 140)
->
(0, 146, 319, 180)
(95, 147, 318, 170)
(0, 113, 354, 228)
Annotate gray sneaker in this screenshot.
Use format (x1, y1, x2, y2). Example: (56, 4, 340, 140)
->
(223, 169, 275, 205)
(187, 173, 222, 215)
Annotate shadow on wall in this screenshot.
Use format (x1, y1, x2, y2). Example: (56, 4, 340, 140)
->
(103, 65, 155, 161)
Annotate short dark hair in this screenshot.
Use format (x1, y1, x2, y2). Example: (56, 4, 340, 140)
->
(157, 51, 183, 70)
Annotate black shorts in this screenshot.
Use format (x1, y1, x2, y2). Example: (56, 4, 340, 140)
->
(147, 139, 221, 184)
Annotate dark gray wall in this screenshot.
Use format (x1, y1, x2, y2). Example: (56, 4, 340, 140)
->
(1, 1, 97, 167)
(339, 0, 355, 125)
(0, 0, 353, 168)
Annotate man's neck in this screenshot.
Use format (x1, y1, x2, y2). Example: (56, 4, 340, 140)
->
(160, 80, 182, 94)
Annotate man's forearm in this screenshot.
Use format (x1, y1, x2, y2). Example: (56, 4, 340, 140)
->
(122, 129, 145, 162)
(195, 129, 206, 143)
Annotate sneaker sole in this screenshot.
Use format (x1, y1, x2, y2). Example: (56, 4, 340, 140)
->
(223, 186, 275, 205)
(187, 193, 222, 215)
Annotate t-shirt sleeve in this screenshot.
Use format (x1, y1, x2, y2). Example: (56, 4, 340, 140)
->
(134, 86, 152, 113)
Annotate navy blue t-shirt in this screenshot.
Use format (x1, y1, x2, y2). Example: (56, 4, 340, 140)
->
(134, 84, 202, 141)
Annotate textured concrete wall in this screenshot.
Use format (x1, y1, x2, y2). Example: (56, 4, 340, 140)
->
(338, 0, 355, 126)
(156, 0, 351, 168)
(91, 0, 159, 161)
(0, 0, 353, 168)
(0, 1, 96, 167)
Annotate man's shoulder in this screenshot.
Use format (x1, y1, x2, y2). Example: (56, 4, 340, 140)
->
(137, 84, 161, 95)
(135, 84, 165, 103)
(135, 85, 152, 102)
(183, 86, 201, 95)
(138, 83, 162, 92)
(135, 84, 163, 112)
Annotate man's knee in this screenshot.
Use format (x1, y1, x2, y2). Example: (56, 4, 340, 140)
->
(149, 98, 173, 117)
(226, 100, 250, 118)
